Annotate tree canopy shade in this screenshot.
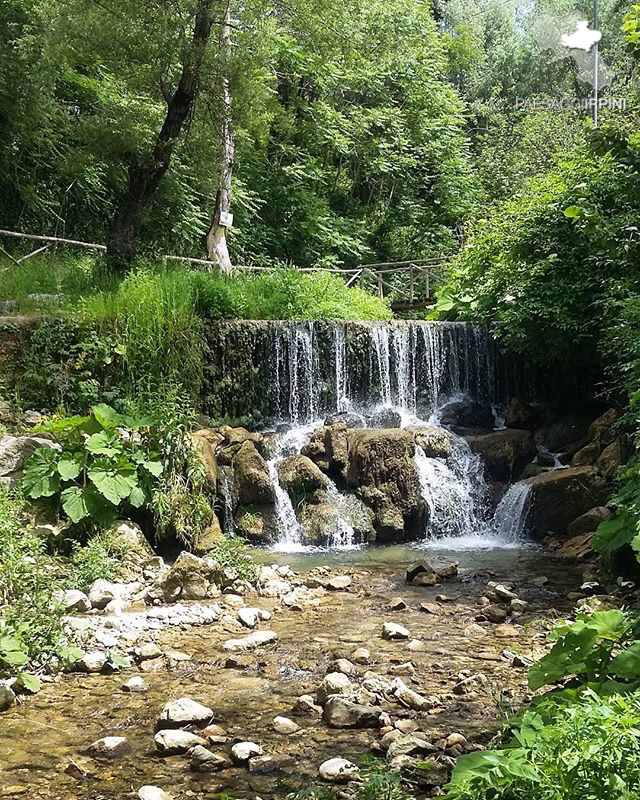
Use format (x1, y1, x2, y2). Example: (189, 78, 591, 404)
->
(0, 0, 478, 266)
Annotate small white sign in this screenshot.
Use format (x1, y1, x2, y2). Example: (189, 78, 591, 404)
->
(219, 211, 234, 228)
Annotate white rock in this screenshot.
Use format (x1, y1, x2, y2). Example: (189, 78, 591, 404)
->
(55, 589, 91, 613)
(154, 729, 207, 755)
(319, 757, 359, 782)
(237, 607, 271, 628)
(231, 741, 262, 763)
(328, 658, 357, 676)
(189, 744, 229, 772)
(272, 715, 300, 734)
(157, 697, 213, 728)
(382, 622, 410, 640)
(406, 639, 426, 652)
(77, 650, 107, 673)
(121, 676, 148, 693)
(316, 672, 354, 705)
(138, 788, 173, 800)
(351, 647, 370, 664)
(445, 732, 468, 748)
(260, 579, 291, 598)
(326, 575, 352, 591)
(88, 579, 124, 610)
(223, 594, 245, 607)
(391, 677, 431, 710)
(295, 694, 323, 716)
(222, 630, 278, 651)
(85, 736, 130, 758)
(137, 642, 163, 661)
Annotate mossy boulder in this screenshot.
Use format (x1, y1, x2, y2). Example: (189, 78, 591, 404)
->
(405, 426, 453, 459)
(232, 441, 275, 506)
(465, 429, 536, 482)
(277, 455, 329, 506)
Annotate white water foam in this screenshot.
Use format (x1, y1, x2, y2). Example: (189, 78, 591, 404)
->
(492, 481, 532, 543)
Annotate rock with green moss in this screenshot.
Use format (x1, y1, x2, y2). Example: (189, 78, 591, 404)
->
(277, 455, 329, 506)
(232, 441, 274, 506)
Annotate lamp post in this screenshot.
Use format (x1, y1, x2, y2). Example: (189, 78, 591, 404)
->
(593, 0, 599, 127)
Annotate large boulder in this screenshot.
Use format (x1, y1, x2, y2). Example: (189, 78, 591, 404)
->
(438, 399, 494, 432)
(0, 434, 60, 488)
(345, 429, 423, 540)
(192, 429, 223, 493)
(369, 408, 402, 428)
(567, 506, 612, 537)
(302, 424, 350, 479)
(596, 438, 632, 479)
(324, 412, 366, 429)
(535, 419, 589, 453)
(405, 426, 453, 459)
(277, 456, 329, 506)
(523, 467, 607, 538)
(232, 441, 275, 506)
(465, 429, 536, 481)
(107, 520, 154, 562)
(233, 507, 275, 544)
(505, 399, 541, 431)
(155, 552, 224, 602)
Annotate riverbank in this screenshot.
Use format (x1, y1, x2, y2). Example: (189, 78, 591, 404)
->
(0, 546, 583, 799)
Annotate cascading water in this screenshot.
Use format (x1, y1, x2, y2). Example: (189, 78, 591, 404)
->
(232, 320, 530, 551)
(492, 482, 532, 542)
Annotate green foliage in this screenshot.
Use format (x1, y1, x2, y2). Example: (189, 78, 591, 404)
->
(287, 764, 412, 800)
(0, 488, 70, 682)
(22, 404, 162, 527)
(623, 6, 640, 58)
(66, 529, 129, 591)
(446, 691, 640, 800)
(206, 537, 256, 583)
(527, 609, 640, 694)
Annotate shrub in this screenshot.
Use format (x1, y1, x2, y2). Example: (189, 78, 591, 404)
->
(22, 403, 163, 528)
(446, 691, 640, 800)
(207, 537, 256, 583)
(66, 529, 129, 591)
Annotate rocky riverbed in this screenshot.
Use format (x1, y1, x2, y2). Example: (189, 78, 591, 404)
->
(0, 548, 584, 800)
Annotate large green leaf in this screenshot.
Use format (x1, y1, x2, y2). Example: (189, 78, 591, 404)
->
(141, 459, 163, 478)
(22, 448, 60, 498)
(91, 403, 126, 429)
(592, 514, 635, 554)
(88, 458, 136, 505)
(128, 485, 146, 508)
(85, 430, 120, 456)
(15, 672, 41, 694)
(528, 628, 599, 691)
(57, 456, 82, 481)
(610, 642, 640, 680)
(61, 485, 118, 526)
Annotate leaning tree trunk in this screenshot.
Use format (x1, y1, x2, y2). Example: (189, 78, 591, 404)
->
(106, 0, 214, 265)
(206, 0, 234, 274)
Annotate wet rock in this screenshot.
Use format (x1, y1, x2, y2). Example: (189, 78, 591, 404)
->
(76, 650, 107, 673)
(273, 715, 300, 734)
(295, 694, 323, 716)
(316, 672, 354, 705)
(85, 736, 131, 759)
(510, 598, 528, 614)
(324, 412, 366, 429)
(559, 532, 596, 560)
(405, 426, 454, 458)
(121, 676, 148, 693)
(138, 787, 173, 800)
(154, 729, 207, 755)
(137, 642, 163, 661)
(571, 441, 601, 467)
(465, 430, 536, 482)
(326, 575, 352, 591)
(259, 579, 292, 598)
(157, 697, 213, 729)
(369, 407, 402, 428)
(0, 685, 15, 712)
(328, 658, 357, 676)
(324, 697, 383, 728)
(233, 441, 275, 505)
(237, 607, 271, 629)
(436, 562, 459, 581)
(231, 741, 262, 764)
(319, 757, 360, 782)
(505, 399, 540, 432)
(189, 745, 229, 772)
(482, 604, 508, 624)
(222, 630, 278, 651)
(524, 467, 607, 537)
(351, 647, 370, 664)
(278, 455, 330, 504)
(387, 732, 436, 759)
(406, 562, 436, 585)
(567, 506, 612, 536)
(382, 622, 410, 640)
(439, 399, 494, 431)
(391, 677, 433, 710)
(55, 589, 91, 613)
(411, 758, 449, 788)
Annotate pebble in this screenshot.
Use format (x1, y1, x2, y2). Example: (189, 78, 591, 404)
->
(327, 658, 357, 676)
(154, 729, 207, 755)
(138, 788, 173, 800)
(189, 744, 229, 772)
(85, 736, 131, 759)
(350, 647, 370, 664)
(157, 697, 213, 728)
(445, 732, 468, 749)
(121, 676, 148, 693)
(318, 757, 359, 782)
(137, 642, 163, 661)
(295, 694, 323, 716)
(389, 597, 408, 611)
(272, 715, 300, 734)
(382, 622, 410, 640)
(231, 741, 263, 764)
(223, 630, 278, 651)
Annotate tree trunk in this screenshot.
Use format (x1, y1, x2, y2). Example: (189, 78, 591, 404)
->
(206, 0, 234, 274)
(106, 0, 214, 265)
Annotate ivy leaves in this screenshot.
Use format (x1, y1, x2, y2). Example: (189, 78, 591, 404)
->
(22, 404, 163, 527)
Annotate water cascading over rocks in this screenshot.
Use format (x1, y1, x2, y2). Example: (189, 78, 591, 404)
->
(206, 321, 533, 550)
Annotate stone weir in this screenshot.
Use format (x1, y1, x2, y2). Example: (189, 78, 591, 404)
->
(202, 320, 527, 427)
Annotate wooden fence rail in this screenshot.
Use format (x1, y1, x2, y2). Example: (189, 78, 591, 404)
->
(0, 229, 445, 310)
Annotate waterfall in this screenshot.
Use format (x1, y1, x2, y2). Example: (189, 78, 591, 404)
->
(334, 326, 350, 412)
(493, 482, 531, 542)
(267, 460, 303, 551)
(414, 439, 488, 540)
(371, 325, 392, 406)
(219, 469, 236, 536)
